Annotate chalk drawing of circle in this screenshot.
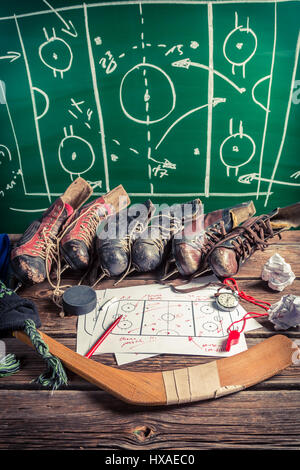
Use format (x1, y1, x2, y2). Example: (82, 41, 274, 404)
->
(200, 305, 214, 314)
(117, 319, 133, 330)
(220, 133, 255, 170)
(121, 303, 136, 313)
(161, 313, 175, 322)
(156, 329, 179, 336)
(223, 28, 257, 67)
(202, 321, 218, 332)
(0, 145, 11, 163)
(120, 63, 176, 124)
(58, 136, 95, 175)
(39, 37, 73, 75)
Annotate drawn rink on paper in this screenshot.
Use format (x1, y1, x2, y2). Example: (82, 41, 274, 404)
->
(1, 1, 299, 212)
(102, 299, 238, 339)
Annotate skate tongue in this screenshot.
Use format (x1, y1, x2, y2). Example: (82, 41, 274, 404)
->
(64, 203, 74, 217)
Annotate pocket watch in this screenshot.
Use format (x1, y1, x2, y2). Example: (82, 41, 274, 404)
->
(215, 288, 239, 312)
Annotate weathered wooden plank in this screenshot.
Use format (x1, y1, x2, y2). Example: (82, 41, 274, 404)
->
(0, 390, 299, 450)
(272, 231, 300, 244)
(236, 243, 300, 278)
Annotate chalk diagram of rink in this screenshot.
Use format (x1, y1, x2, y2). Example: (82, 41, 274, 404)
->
(1, 0, 299, 212)
(102, 299, 238, 339)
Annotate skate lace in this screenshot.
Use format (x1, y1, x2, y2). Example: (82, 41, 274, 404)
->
(194, 220, 227, 257)
(31, 223, 59, 263)
(49, 204, 110, 307)
(107, 220, 147, 286)
(147, 214, 187, 252)
(77, 204, 108, 249)
(90, 219, 147, 288)
(212, 216, 280, 263)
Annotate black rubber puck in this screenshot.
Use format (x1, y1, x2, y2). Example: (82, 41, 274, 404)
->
(62, 285, 97, 316)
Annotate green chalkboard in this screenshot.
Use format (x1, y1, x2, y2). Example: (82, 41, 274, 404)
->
(0, 0, 299, 232)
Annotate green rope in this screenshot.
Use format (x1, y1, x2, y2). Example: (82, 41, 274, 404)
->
(23, 319, 68, 390)
(0, 353, 21, 377)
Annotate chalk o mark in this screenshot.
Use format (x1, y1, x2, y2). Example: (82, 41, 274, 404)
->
(39, 28, 73, 78)
(223, 13, 257, 77)
(120, 63, 176, 124)
(220, 119, 256, 176)
(58, 126, 95, 175)
(220, 134, 256, 176)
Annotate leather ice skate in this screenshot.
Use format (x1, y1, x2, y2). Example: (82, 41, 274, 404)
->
(171, 201, 256, 277)
(10, 177, 93, 285)
(131, 199, 202, 273)
(95, 199, 154, 280)
(209, 202, 300, 278)
(59, 185, 130, 272)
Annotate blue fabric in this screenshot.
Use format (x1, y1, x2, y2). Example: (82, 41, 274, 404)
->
(0, 234, 10, 283)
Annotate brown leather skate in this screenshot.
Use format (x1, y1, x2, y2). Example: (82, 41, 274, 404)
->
(95, 200, 155, 279)
(170, 201, 256, 278)
(131, 199, 202, 273)
(59, 185, 130, 271)
(10, 177, 93, 285)
(209, 202, 300, 278)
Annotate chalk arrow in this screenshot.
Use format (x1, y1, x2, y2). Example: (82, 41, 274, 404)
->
(172, 57, 246, 94)
(238, 173, 300, 187)
(0, 51, 21, 62)
(43, 0, 78, 38)
(61, 20, 78, 38)
(172, 58, 191, 69)
(238, 172, 258, 184)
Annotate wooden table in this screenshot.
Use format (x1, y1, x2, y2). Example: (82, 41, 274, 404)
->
(1, 231, 299, 451)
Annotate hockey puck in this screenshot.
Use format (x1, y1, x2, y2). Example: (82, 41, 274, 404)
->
(62, 285, 97, 316)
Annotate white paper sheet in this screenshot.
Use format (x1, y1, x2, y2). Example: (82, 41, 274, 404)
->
(81, 275, 261, 362)
(76, 288, 107, 355)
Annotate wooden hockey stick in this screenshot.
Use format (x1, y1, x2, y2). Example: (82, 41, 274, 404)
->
(13, 330, 296, 406)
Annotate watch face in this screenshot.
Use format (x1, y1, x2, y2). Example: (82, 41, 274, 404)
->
(217, 292, 239, 310)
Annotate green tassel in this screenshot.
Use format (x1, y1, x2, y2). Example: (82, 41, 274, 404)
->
(23, 319, 68, 390)
(0, 353, 21, 377)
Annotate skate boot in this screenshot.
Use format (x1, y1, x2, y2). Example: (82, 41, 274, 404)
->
(171, 201, 256, 277)
(131, 199, 202, 273)
(208, 202, 300, 278)
(10, 177, 93, 285)
(95, 200, 154, 279)
(59, 185, 130, 271)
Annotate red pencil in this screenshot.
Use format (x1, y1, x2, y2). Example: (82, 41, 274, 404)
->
(85, 315, 123, 359)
